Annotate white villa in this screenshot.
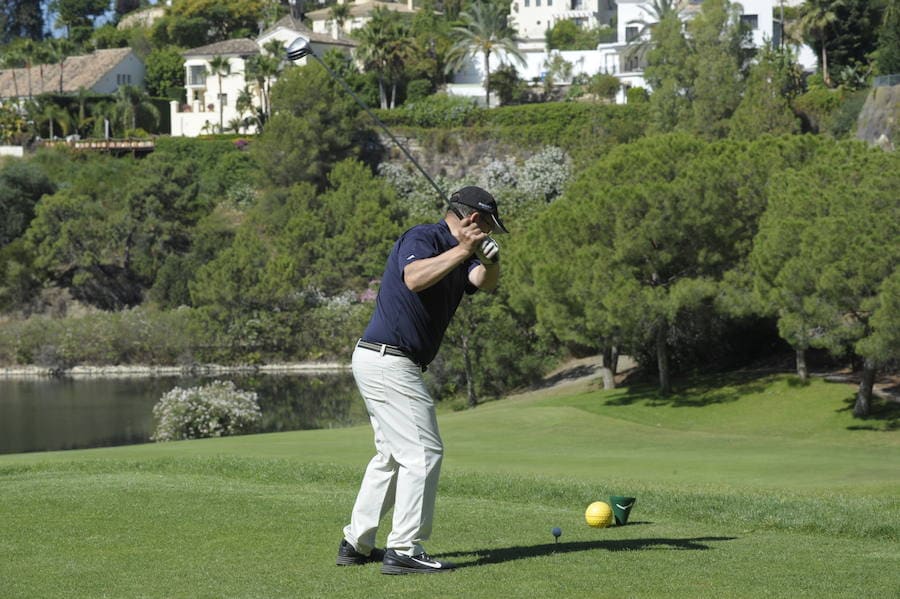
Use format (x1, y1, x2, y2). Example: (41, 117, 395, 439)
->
(513, 0, 618, 51)
(169, 16, 356, 137)
(448, 0, 812, 104)
(305, 0, 420, 39)
(500, 0, 815, 103)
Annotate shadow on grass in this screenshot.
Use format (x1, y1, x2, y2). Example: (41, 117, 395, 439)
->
(604, 371, 772, 409)
(535, 364, 602, 389)
(441, 536, 737, 568)
(838, 395, 900, 432)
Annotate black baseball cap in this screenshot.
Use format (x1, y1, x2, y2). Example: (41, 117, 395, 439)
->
(450, 186, 509, 234)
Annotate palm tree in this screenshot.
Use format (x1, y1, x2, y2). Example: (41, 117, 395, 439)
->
(236, 85, 255, 118)
(207, 55, 231, 132)
(625, 0, 688, 62)
(260, 39, 286, 115)
(227, 116, 244, 133)
(329, 2, 352, 39)
(1, 49, 23, 103)
(355, 8, 412, 109)
(91, 100, 116, 138)
(33, 41, 51, 95)
(446, 1, 525, 107)
(73, 87, 96, 137)
(39, 102, 71, 139)
(113, 85, 160, 134)
(797, 0, 845, 86)
(46, 38, 75, 94)
(21, 39, 36, 100)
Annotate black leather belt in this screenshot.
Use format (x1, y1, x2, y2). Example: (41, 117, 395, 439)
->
(356, 340, 426, 371)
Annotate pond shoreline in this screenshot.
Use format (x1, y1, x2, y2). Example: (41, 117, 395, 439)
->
(0, 362, 351, 380)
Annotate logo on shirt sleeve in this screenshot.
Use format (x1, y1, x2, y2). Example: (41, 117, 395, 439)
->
(406, 254, 417, 261)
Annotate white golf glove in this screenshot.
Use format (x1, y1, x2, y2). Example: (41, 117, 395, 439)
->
(476, 237, 500, 265)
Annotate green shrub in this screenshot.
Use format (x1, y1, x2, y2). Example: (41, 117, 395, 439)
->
(405, 79, 433, 103)
(377, 94, 482, 128)
(626, 86, 650, 104)
(151, 380, 262, 441)
(372, 100, 647, 156)
(589, 73, 622, 101)
(0, 307, 205, 367)
(408, 94, 481, 127)
(829, 88, 870, 138)
(475, 102, 649, 158)
(794, 87, 845, 133)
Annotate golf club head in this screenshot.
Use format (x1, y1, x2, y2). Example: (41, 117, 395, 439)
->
(286, 36, 313, 61)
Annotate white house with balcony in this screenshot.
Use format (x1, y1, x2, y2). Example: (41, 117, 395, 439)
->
(512, 0, 617, 51)
(255, 15, 358, 62)
(170, 17, 356, 137)
(305, 0, 421, 39)
(481, 0, 813, 104)
(171, 39, 261, 137)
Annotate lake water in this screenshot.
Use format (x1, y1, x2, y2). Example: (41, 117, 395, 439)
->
(0, 372, 366, 455)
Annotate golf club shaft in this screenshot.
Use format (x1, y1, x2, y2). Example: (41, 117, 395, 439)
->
(308, 53, 449, 205)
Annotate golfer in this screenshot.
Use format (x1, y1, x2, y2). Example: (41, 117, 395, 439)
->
(336, 186, 507, 575)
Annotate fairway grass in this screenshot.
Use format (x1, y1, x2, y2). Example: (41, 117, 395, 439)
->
(1, 374, 897, 598)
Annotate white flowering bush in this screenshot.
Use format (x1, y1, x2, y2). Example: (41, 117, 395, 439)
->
(151, 380, 262, 442)
(518, 146, 571, 201)
(482, 158, 518, 189)
(377, 162, 451, 222)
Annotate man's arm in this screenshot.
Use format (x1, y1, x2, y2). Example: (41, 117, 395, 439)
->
(469, 262, 499, 291)
(404, 216, 487, 292)
(404, 245, 472, 292)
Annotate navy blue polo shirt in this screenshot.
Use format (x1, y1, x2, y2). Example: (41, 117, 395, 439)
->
(362, 220, 479, 367)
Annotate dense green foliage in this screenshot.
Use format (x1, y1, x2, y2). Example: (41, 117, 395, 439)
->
(876, 0, 900, 75)
(505, 133, 898, 399)
(0, 306, 202, 368)
(0, 159, 55, 248)
(545, 19, 616, 50)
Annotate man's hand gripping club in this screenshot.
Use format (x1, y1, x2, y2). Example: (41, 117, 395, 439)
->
(475, 237, 500, 265)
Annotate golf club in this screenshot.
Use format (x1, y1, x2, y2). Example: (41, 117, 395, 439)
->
(285, 36, 449, 205)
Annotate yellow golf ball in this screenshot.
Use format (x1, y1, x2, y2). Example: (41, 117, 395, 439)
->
(585, 501, 613, 528)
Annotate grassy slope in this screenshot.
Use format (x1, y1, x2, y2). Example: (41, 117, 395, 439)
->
(0, 374, 897, 598)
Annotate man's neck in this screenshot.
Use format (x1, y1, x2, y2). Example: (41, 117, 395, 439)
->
(444, 212, 463, 239)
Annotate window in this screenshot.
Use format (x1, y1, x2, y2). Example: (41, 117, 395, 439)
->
(189, 65, 206, 86)
(524, 0, 529, 6)
(116, 73, 132, 85)
(571, 0, 585, 9)
(741, 14, 758, 30)
(219, 93, 227, 107)
(625, 26, 639, 42)
(625, 55, 640, 72)
(536, 0, 540, 6)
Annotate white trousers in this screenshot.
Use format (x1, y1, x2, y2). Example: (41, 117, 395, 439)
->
(343, 345, 444, 557)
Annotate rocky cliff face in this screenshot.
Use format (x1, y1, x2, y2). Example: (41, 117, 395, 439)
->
(856, 85, 899, 151)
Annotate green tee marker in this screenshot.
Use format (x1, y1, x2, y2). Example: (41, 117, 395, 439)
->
(610, 496, 636, 526)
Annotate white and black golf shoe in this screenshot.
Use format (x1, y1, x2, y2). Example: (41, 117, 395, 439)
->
(381, 549, 456, 575)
